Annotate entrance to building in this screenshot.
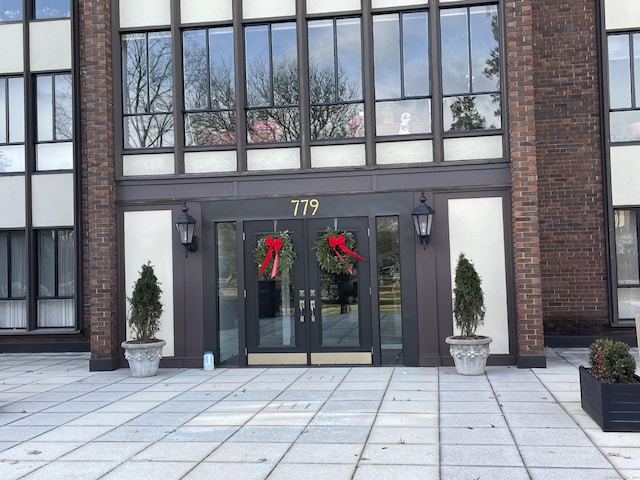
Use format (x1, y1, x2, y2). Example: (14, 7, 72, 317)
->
(244, 217, 372, 365)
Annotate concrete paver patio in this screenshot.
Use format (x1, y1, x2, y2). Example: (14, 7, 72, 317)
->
(0, 348, 638, 479)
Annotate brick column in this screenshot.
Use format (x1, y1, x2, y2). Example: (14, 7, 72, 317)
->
(533, 0, 608, 337)
(506, 0, 546, 367)
(79, 0, 119, 370)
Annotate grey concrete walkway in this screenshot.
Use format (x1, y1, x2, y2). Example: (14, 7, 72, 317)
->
(0, 348, 638, 480)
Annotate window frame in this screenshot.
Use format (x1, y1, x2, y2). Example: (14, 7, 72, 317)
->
(183, 25, 237, 147)
(0, 76, 26, 174)
(439, 4, 502, 134)
(122, 30, 175, 150)
(307, 16, 365, 142)
(607, 32, 640, 143)
(244, 21, 300, 145)
(0, 230, 27, 329)
(35, 72, 74, 171)
(372, 10, 432, 138)
(613, 208, 640, 323)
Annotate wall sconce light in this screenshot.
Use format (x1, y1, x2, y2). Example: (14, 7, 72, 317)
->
(412, 192, 435, 248)
(175, 202, 198, 257)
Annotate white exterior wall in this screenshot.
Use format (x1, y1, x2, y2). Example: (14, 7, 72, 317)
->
(124, 210, 175, 357)
(448, 197, 509, 354)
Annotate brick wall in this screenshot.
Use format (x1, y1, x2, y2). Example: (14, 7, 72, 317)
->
(532, 0, 611, 335)
(79, 0, 119, 367)
(505, 0, 545, 357)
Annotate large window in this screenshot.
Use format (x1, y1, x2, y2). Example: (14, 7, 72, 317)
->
(37, 229, 75, 327)
(122, 32, 174, 149)
(183, 27, 236, 146)
(373, 12, 431, 136)
(308, 18, 364, 140)
(122, 5, 506, 161)
(0, 76, 25, 173)
(440, 5, 501, 132)
(36, 73, 73, 170)
(0, 231, 26, 328)
(608, 33, 640, 142)
(245, 22, 299, 143)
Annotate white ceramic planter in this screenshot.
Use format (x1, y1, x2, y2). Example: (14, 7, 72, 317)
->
(121, 340, 166, 377)
(445, 336, 492, 375)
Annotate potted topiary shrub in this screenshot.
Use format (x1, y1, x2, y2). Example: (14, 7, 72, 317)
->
(445, 253, 492, 375)
(579, 338, 640, 431)
(121, 262, 166, 377)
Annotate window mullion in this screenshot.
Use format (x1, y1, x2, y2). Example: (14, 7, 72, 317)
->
(51, 75, 57, 141)
(54, 230, 59, 297)
(399, 13, 405, 99)
(630, 35, 636, 109)
(145, 33, 151, 113)
(333, 19, 339, 103)
(206, 28, 213, 110)
(268, 25, 275, 107)
(466, 7, 472, 94)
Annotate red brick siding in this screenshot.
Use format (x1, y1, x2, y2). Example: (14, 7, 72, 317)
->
(79, 0, 118, 362)
(532, 0, 610, 335)
(506, 0, 545, 356)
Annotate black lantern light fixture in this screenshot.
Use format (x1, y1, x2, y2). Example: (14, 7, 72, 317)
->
(412, 192, 435, 247)
(175, 202, 198, 256)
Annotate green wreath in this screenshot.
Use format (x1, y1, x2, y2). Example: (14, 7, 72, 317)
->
(253, 231, 296, 278)
(315, 227, 364, 275)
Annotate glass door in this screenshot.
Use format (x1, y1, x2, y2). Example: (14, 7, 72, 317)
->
(244, 217, 371, 365)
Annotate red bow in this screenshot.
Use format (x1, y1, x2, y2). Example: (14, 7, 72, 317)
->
(328, 234, 366, 274)
(259, 236, 283, 278)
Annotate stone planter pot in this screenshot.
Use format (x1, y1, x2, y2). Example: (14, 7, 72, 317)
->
(121, 340, 166, 377)
(579, 365, 640, 432)
(445, 336, 492, 375)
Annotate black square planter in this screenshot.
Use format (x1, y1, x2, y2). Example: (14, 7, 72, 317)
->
(579, 366, 640, 432)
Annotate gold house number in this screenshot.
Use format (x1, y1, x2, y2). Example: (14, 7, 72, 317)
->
(291, 198, 319, 216)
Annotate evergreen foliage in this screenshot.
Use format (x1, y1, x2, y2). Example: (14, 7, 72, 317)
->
(589, 338, 636, 384)
(128, 262, 163, 343)
(452, 253, 486, 338)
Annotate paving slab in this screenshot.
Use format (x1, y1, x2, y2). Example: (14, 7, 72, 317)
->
(0, 349, 633, 479)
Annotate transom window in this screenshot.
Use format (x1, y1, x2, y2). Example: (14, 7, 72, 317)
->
(608, 33, 640, 142)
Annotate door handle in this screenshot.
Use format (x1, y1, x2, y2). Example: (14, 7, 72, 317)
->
(299, 299, 305, 323)
(310, 299, 316, 323)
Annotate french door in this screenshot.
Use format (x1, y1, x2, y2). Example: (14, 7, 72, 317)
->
(244, 217, 372, 365)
